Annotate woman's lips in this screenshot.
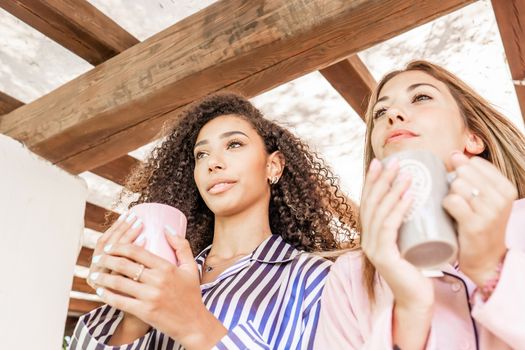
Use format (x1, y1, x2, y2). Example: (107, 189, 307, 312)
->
(208, 182, 236, 194)
(385, 130, 418, 145)
(386, 134, 417, 144)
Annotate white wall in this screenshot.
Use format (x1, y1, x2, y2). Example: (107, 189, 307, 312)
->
(0, 134, 86, 350)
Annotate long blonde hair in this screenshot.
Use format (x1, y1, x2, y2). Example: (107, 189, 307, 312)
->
(362, 60, 525, 299)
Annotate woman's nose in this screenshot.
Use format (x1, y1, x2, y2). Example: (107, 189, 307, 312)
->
(207, 156, 225, 172)
(386, 106, 406, 125)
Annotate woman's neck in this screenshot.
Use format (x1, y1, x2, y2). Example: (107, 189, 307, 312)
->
(209, 204, 272, 258)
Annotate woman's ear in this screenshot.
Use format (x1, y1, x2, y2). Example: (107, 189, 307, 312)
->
(464, 132, 485, 156)
(266, 151, 285, 183)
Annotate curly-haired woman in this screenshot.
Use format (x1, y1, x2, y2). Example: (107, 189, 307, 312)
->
(69, 92, 357, 349)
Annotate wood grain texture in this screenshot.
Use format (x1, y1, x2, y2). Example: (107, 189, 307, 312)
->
(72, 276, 95, 294)
(76, 246, 94, 267)
(68, 298, 103, 315)
(320, 55, 376, 120)
(91, 154, 141, 187)
(0, 0, 139, 65)
(0, 0, 475, 174)
(491, 0, 525, 123)
(0, 91, 24, 116)
(84, 202, 118, 233)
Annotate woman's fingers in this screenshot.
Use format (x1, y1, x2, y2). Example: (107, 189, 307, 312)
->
(90, 271, 155, 299)
(165, 232, 197, 272)
(361, 158, 400, 239)
(96, 284, 145, 317)
(367, 175, 412, 247)
(91, 254, 155, 285)
(361, 159, 383, 202)
(104, 242, 167, 271)
(448, 176, 490, 217)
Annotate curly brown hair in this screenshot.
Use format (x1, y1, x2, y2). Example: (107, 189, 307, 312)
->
(122, 92, 358, 254)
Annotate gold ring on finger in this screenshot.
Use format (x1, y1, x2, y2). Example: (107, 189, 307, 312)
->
(132, 264, 145, 282)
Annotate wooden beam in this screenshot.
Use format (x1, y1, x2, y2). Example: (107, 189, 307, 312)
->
(491, 0, 525, 124)
(68, 298, 102, 315)
(0, 0, 475, 174)
(85, 202, 118, 232)
(91, 154, 141, 187)
(72, 276, 94, 294)
(76, 246, 94, 267)
(320, 55, 376, 120)
(0, 91, 24, 116)
(0, 91, 141, 189)
(64, 316, 80, 336)
(0, 0, 139, 65)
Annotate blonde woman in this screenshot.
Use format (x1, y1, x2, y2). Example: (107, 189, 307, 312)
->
(315, 61, 525, 350)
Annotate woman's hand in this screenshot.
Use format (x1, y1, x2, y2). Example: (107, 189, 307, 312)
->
(87, 212, 151, 343)
(443, 152, 517, 286)
(91, 229, 228, 349)
(88, 212, 144, 290)
(360, 158, 434, 350)
(360, 158, 434, 307)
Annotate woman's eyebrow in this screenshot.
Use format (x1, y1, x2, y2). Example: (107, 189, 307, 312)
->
(194, 131, 249, 148)
(407, 82, 440, 92)
(373, 82, 440, 109)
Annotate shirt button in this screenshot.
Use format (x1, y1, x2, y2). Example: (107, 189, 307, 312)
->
(451, 282, 462, 292)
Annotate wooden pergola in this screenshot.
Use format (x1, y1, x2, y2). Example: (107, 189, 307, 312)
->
(0, 0, 523, 328)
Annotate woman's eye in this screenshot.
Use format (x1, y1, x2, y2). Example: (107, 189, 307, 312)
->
(373, 108, 387, 119)
(227, 140, 243, 149)
(413, 94, 431, 102)
(195, 151, 207, 160)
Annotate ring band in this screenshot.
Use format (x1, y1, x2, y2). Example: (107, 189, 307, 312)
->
(470, 188, 480, 198)
(132, 264, 145, 282)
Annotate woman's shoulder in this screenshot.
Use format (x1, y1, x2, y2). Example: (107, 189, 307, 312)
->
(329, 249, 365, 281)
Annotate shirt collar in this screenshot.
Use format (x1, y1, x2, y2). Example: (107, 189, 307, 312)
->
(195, 234, 301, 266)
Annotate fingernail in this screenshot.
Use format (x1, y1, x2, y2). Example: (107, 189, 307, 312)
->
(90, 272, 99, 281)
(117, 212, 127, 222)
(369, 158, 381, 173)
(135, 234, 146, 245)
(126, 212, 137, 223)
(96, 287, 104, 297)
(132, 219, 143, 229)
(386, 157, 399, 169)
(103, 244, 112, 253)
(446, 171, 457, 184)
(92, 255, 101, 264)
(165, 224, 177, 236)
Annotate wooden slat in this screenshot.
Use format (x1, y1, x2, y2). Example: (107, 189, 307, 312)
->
(64, 316, 80, 336)
(68, 298, 103, 314)
(85, 202, 119, 232)
(0, 0, 475, 174)
(491, 0, 525, 124)
(0, 91, 24, 115)
(0, 0, 139, 65)
(91, 154, 141, 187)
(320, 55, 376, 120)
(0, 91, 140, 190)
(72, 276, 95, 294)
(76, 246, 94, 267)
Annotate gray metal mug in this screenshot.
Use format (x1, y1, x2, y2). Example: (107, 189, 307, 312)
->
(383, 150, 458, 269)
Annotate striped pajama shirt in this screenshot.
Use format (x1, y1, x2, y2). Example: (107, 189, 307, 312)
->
(70, 234, 332, 349)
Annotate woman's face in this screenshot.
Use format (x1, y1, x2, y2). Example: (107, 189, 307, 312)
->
(370, 71, 477, 168)
(193, 115, 272, 217)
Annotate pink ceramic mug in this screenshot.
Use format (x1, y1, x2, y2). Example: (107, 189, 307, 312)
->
(130, 203, 187, 265)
